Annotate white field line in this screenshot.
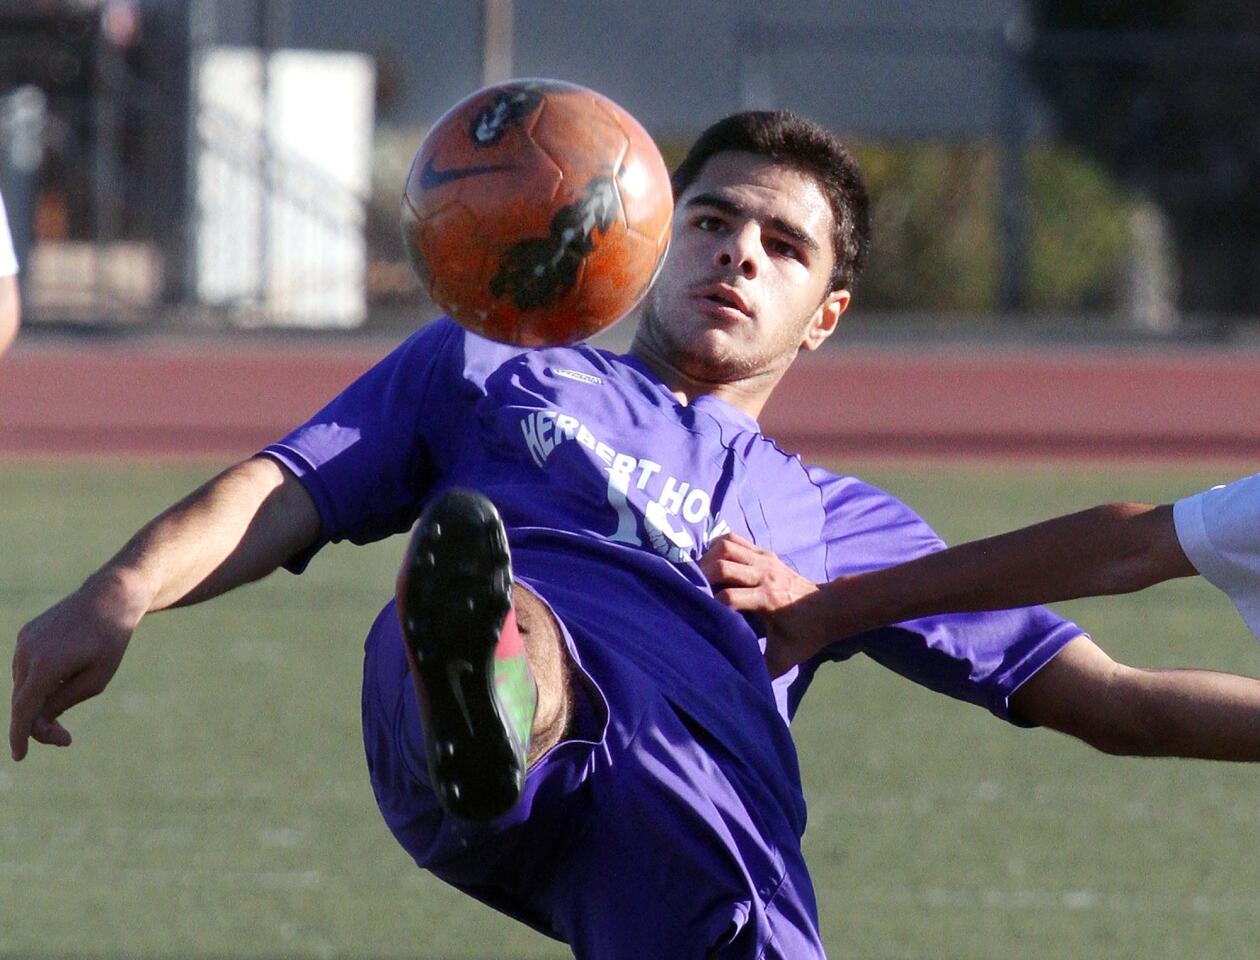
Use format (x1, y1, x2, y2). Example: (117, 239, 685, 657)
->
(0, 777, 367, 802)
(849, 884, 1260, 916)
(0, 859, 323, 889)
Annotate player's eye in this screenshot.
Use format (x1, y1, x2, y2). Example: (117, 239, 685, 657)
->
(693, 215, 724, 232)
(766, 237, 802, 261)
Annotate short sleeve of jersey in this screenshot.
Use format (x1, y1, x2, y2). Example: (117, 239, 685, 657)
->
(788, 469, 1084, 726)
(0, 190, 17, 276)
(261, 319, 493, 571)
(1173, 474, 1260, 640)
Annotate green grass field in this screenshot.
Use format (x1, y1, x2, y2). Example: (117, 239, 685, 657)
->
(2, 460, 1258, 959)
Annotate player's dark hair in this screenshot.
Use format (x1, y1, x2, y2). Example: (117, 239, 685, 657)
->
(671, 111, 871, 293)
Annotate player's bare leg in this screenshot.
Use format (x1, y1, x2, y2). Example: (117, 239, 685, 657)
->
(511, 581, 572, 764)
(395, 488, 572, 822)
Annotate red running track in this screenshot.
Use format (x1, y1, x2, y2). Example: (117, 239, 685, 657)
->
(760, 346, 1260, 462)
(2, 337, 1259, 462)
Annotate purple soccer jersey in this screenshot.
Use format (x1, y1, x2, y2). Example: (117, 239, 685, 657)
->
(263, 319, 1082, 957)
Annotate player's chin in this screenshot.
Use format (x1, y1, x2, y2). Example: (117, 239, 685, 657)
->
(675, 334, 753, 382)
(651, 312, 753, 375)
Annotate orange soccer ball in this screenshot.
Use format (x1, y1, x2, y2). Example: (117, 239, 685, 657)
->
(401, 79, 673, 346)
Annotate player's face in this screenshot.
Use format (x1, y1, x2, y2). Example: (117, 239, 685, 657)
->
(637, 151, 849, 384)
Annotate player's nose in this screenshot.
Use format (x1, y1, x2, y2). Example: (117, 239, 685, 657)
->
(715, 222, 760, 279)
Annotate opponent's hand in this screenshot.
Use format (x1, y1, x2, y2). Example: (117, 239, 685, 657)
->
(699, 533, 824, 678)
(10, 574, 141, 761)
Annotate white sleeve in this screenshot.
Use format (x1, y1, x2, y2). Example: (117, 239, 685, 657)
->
(0, 189, 17, 277)
(1173, 473, 1260, 640)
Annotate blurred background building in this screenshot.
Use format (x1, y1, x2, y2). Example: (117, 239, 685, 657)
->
(1, 0, 1257, 339)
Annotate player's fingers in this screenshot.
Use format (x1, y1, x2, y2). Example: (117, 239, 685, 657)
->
(699, 537, 732, 565)
(9, 670, 51, 761)
(42, 666, 110, 721)
(9, 626, 38, 759)
(721, 532, 760, 552)
(711, 532, 771, 564)
(713, 586, 766, 611)
(9, 644, 83, 759)
(701, 543, 751, 585)
(8, 701, 27, 761)
(703, 533, 755, 558)
(30, 714, 72, 748)
(710, 558, 761, 588)
(12, 666, 101, 757)
(714, 537, 762, 567)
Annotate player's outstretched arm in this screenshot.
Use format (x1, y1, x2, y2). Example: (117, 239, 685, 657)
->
(705, 503, 1198, 677)
(10, 456, 319, 761)
(0, 273, 19, 357)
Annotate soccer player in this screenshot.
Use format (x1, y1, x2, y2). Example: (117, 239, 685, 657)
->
(0, 185, 20, 356)
(707, 475, 1260, 681)
(13, 110, 1260, 957)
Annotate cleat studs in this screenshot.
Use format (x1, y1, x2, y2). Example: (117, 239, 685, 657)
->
(405, 489, 521, 822)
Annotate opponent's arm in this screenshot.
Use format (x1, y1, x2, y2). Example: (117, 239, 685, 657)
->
(10, 456, 320, 760)
(1012, 635, 1260, 761)
(704, 503, 1197, 677)
(823, 502, 1193, 626)
(703, 532, 1260, 761)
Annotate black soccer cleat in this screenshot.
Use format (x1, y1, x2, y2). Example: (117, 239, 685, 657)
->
(395, 488, 533, 822)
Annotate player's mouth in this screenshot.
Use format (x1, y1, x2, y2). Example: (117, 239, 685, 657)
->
(693, 284, 752, 321)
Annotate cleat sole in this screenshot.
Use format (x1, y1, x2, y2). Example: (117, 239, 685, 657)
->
(397, 488, 523, 822)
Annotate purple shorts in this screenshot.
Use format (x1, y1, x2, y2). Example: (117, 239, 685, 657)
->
(360, 589, 827, 959)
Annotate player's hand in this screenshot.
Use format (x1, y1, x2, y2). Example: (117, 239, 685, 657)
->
(10, 572, 141, 761)
(699, 533, 824, 678)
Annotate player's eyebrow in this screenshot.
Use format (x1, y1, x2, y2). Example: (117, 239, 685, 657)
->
(684, 193, 820, 254)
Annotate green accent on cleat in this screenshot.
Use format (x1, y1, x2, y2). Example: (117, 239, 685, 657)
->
(494, 655, 538, 754)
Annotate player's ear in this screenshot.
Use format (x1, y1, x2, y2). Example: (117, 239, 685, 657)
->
(801, 288, 849, 352)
